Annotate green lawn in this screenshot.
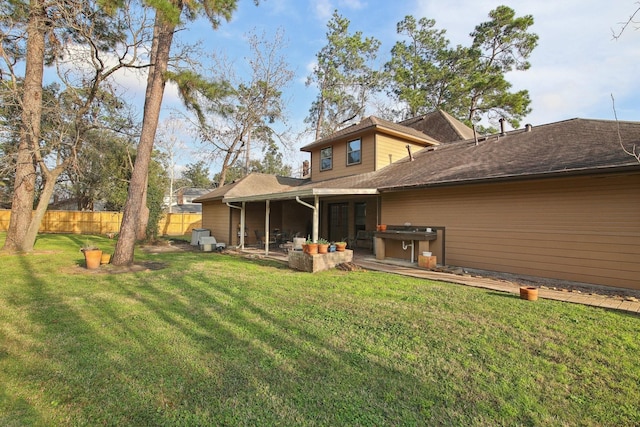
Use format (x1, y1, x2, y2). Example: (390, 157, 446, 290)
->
(1, 233, 639, 426)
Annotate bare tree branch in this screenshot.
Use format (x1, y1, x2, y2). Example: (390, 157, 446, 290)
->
(611, 2, 640, 39)
(611, 94, 640, 162)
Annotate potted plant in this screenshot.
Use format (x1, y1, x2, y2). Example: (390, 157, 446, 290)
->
(80, 242, 103, 269)
(334, 241, 347, 252)
(305, 238, 318, 255)
(317, 238, 330, 254)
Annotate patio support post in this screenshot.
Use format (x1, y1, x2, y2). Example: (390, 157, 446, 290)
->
(296, 195, 319, 243)
(313, 195, 319, 243)
(265, 199, 271, 255)
(226, 202, 245, 249)
(240, 202, 245, 249)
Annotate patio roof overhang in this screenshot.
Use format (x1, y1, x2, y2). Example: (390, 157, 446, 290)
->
(222, 187, 379, 203)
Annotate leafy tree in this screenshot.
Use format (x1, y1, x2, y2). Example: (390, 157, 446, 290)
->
(1, 0, 48, 252)
(306, 10, 382, 139)
(385, 16, 449, 117)
(181, 160, 212, 188)
(464, 5, 538, 128)
(0, 0, 146, 253)
(385, 6, 538, 129)
(145, 150, 169, 241)
(213, 142, 292, 184)
(385, 16, 465, 119)
(113, 0, 253, 265)
(64, 130, 137, 211)
(177, 28, 293, 188)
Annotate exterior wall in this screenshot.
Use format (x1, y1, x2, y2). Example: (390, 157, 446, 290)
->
(201, 201, 231, 244)
(309, 131, 430, 181)
(311, 132, 376, 181)
(281, 200, 312, 238)
(380, 172, 640, 290)
(375, 135, 424, 170)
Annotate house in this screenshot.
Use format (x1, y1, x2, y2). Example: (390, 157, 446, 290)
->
(164, 187, 214, 213)
(195, 111, 640, 290)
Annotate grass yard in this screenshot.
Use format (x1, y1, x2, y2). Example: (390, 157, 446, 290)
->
(0, 233, 639, 426)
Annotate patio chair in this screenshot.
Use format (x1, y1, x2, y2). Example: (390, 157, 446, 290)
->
(254, 230, 276, 249)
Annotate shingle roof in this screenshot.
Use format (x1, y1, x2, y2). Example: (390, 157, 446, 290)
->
(193, 173, 308, 202)
(370, 118, 640, 190)
(400, 109, 475, 143)
(195, 117, 640, 204)
(300, 116, 439, 152)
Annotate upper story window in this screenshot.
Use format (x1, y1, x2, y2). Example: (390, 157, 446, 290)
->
(347, 139, 361, 165)
(320, 146, 333, 171)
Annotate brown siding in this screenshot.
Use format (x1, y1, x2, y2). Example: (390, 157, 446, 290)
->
(310, 132, 376, 181)
(380, 173, 640, 290)
(201, 201, 231, 244)
(375, 135, 424, 170)
(309, 131, 430, 181)
(281, 201, 312, 237)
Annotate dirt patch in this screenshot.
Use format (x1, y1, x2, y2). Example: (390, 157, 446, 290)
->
(68, 260, 168, 275)
(336, 262, 365, 272)
(140, 239, 198, 253)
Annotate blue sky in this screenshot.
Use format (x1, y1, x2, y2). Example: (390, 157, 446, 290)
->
(123, 0, 640, 176)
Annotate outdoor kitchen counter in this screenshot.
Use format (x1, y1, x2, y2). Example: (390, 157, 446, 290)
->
(373, 230, 437, 241)
(374, 227, 445, 264)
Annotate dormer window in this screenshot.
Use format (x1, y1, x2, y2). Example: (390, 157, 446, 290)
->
(320, 146, 333, 171)
(347, 138, 361, 165)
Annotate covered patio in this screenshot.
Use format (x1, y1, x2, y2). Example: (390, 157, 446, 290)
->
(224, 188, 380, 257)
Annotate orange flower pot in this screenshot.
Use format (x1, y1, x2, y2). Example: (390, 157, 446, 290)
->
(520, 286, 538, 301)
(82, 249, 103, 269)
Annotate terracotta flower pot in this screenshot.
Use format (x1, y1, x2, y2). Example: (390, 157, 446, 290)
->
(335, 243, 347, 252)
(379, 224, 387, 231)
(82, 249, 103, 269)
(318, 244, 329, 254)
(302, 244, 308, 253)
(520, 286, 538, 301)
(306, 243, 318, 254)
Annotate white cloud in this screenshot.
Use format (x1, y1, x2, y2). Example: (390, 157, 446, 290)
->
(314, 0, 334, 20)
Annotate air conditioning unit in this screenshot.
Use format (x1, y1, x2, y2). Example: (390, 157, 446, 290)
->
(191, 228, 210, 246)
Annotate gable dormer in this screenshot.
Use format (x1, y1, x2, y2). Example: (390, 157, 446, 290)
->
(300, 116, 439, 182)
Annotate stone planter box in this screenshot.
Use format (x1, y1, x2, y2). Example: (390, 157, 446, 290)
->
(288, 249, 353, 273)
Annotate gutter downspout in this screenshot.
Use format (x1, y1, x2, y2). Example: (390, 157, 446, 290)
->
(296, 195, 319, 242)
(226, 202, 245, 249)
(265, 200, 271, 256)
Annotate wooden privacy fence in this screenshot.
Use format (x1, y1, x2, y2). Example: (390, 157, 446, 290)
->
(0, 210, 202, 236)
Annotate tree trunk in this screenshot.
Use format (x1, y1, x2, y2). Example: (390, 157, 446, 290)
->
(2, 0, 46, 253)
(23, 166, 65, 248)
(112, 11, 177, 265)
(136, 174, 149, 240)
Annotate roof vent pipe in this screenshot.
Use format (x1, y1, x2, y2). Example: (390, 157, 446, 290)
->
(499, 118, 506, 136)
(525, 123, 533, 132)
(472, 125, 478, 146)
(406, 145, 414, 161)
